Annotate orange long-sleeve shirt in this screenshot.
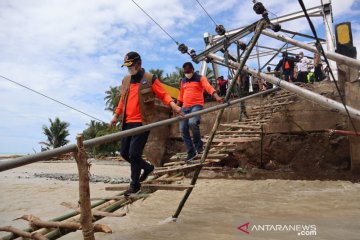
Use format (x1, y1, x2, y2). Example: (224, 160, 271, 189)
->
(177, 73, 216, 108)
(115, 70, 173, 123)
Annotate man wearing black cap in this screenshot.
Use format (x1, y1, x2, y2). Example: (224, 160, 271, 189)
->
(110, 52, 183, 196)
(177, 62, 223, 162)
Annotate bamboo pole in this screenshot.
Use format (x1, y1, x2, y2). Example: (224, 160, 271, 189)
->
(44, 198, 134, 239)
(60, 202, 126, 217)
(74, 135, 95, 240)
(43, 192, 141, 239)
(105, 184, 194, 191)
(42, 175, 171, 239)
(1, 195, 122, 240)
(16, 215, 112, 233)
(172, 19, 267, 219)
(0, 226, 47, 240)
(260, 125, 264, 169)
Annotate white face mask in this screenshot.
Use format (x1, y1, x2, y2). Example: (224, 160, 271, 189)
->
(185, 73, 193, 79)
(128, 66, 138, 75)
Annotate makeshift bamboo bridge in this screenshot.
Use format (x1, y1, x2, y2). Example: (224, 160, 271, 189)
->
(0, 88, 302, 240)
(1, 0, 360, 239)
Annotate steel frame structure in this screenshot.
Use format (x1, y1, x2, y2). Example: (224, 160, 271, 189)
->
(195, 2, 337, 77)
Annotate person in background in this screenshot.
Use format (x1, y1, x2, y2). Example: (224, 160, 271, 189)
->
(177, 62, 223, 162)
(238, 70, 249, 121)
(274, 52, 296, 82)
(313, 51, 325, 82)
(307, 66, 315, 83)
(296, 51, 309, 83)
(110, 51, 183, 196)
(217, 76, 228, 96)
(265, 66, 274, 88)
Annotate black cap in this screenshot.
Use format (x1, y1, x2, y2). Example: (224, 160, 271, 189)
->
(182, 62, 194, 70)
(122, 52, 141, 67)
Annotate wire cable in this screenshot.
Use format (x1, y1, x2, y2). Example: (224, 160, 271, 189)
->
(131, 0, 179, 45)
(195, 0, 218, 26)
(0, 74, 106, 123)
(298, 0, 359, 135)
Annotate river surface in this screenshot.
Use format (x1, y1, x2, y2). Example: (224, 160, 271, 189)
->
(0, 161, 359, 240)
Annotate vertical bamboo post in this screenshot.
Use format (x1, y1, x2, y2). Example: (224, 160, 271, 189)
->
(74, 134, 95, 240)
(260, 125, 264, 169)
(172, 20, 267, 219)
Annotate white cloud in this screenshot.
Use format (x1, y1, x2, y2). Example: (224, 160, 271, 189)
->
(0, 0, 195, 153)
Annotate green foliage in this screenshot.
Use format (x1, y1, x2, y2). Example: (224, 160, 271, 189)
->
(149, 68, 164, 81)
(83, 120, 120, 157)
(104, 86, 120, 113)
(162, 67, 184, 89)
(205, 67, 214, 80)
(40, 117, 70, 150)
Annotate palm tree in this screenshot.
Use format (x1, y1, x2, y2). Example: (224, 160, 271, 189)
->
(104, 86, 120, 113)
(40, 117, 70, 150)
(205, 68, 214, 80)
(174, 66, 184, 79)
(149, 69, 164, 81)
(83, 120, 99, 140)
(82, 120, 120, 156)
(163, 67, 184, 89)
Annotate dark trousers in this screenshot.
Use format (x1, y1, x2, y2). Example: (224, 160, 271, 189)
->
(120, 122, 151, 190)
(314, 66, 322, 82)
(220, 85, 227, 96)
(283, 69, 293, 81)
(297, 71, 308, 83)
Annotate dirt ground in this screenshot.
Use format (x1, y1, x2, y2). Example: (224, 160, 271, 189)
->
(0, 161, 359, 240)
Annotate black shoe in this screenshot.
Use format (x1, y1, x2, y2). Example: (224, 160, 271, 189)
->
(185, 152, 197, 164)
(185, 152, 197, 163)
(124, 187, 140, 197)
(197, 148, 203, 155)
(140, 165, 154, 182)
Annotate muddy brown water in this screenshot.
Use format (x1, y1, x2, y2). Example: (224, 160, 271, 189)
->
(0, 161, 359, 240)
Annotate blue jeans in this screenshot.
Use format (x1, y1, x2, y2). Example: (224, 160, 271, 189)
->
(179, 105, 203, 154)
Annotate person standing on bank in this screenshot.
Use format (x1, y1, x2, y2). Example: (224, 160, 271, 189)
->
(313, 51, 324, 82)
(110, 52, 183, 196)
(274, 52, 296, 82)
(296, 51, 309, 83)
(177, 62, 223, 162)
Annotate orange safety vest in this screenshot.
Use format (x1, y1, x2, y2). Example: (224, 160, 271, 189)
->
(284, 60, 290, 70)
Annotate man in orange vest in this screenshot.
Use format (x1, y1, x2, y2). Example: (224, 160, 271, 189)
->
(275, 52, 296, 82)
(110, 52, 183, 196)
(217, 76, 228, 96)
(177, 62, 223, 162)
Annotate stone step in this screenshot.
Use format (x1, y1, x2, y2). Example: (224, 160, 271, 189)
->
(220, 123, 261, 129)
(204, 137, 261, 143)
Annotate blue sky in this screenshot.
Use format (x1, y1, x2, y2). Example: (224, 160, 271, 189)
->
(0, 0, 359, 154)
